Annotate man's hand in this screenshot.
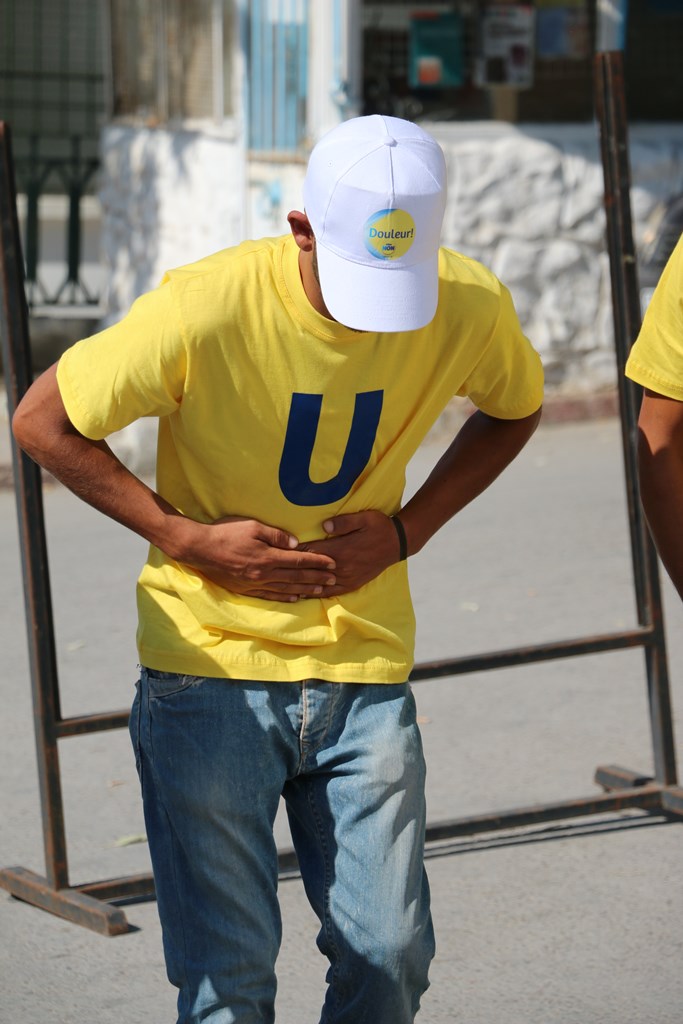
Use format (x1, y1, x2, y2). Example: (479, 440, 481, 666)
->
(297, 510, 402, 597)
(185, 516, 338, 602)
(296, 410, 543, 600)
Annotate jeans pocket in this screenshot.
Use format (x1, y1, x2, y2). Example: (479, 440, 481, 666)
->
(144, 666, 203, 699)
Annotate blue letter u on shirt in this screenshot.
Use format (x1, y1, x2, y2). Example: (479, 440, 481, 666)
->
(279, 391, 383, 506)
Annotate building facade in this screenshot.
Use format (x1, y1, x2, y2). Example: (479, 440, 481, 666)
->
(3, 0, 683, 397)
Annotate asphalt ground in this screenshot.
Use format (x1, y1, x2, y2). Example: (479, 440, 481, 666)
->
(1, 413, 682, 1024)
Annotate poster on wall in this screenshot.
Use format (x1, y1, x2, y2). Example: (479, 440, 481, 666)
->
(536, 0, 590, 60)
(408, 11, 464, 88)
(476, 4, 535, 88)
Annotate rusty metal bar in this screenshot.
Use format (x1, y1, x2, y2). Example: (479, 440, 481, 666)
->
(0, 867, 129, 936)
(76, 873, 156, 901)
(0, 121, 130, 935)
(594, 53, 646, 612)
(55, 709, 131, 738)
(594, 51, 678, 786)
(0, 121, 70, 892)
(661, 787, 683, 816)
(0, 50, 680, 939)
(595, 766, 683, 821)
(272, 784, 667, 874)
(410, 625, 656, 681)
(423, 785, 664, 842)
(594, 764, 654, 790)
(26, 619, 670, 741)
(56, 626, 661, 735)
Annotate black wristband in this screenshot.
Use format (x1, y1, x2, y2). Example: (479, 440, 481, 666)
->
(390, 514, 408, 561)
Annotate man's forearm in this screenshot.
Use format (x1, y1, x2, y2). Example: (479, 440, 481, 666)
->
(12, 363, 337, 601)
(638, 435, 683, 601)
(637, 389, 683, 601)
(398, 407, 542, 555)
(12, 366, 196, 559)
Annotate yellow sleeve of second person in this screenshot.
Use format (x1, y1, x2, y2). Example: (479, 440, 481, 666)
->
(626, 233, 683, 400)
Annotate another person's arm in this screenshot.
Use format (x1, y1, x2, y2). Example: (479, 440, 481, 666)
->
(637, 388, 683, 600)
(624, 235, 683, 598)
(12, 363, 337, 602)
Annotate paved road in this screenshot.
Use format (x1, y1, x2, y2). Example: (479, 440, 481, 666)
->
(1, 416, 682, 1023)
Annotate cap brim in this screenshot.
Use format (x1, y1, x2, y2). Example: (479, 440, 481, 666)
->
(315, 244, 439, 333)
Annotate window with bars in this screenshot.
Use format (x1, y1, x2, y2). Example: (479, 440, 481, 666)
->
(0, 0, 107, 161)
(0, 0, 108, 302)
(109, 0, 233, 124)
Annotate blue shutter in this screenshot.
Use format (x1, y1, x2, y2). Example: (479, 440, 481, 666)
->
(248, 0, 309, 153)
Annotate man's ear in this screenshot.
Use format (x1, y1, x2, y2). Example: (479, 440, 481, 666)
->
(288, 210, 314, 252)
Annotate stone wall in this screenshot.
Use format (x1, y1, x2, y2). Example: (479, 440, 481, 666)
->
(430, 122, 683, 396)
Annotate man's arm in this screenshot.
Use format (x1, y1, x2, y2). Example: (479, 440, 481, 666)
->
(636, 388, 683, 600)
(304, 406, 542, 595)
(12, 363, 336, 602)
(397, 406, 542, 551)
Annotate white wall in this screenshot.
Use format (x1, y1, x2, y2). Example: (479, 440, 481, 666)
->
(99, 123, 245, 324)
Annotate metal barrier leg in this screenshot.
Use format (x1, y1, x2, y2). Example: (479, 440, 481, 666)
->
(0, 120, 148, 935)
(593, 49, 679, 793)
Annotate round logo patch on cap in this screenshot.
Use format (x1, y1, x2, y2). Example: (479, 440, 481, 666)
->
(363, 209, 416, 261)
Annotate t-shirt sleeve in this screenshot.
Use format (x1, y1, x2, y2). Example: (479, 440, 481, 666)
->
(457, 283, 544, 419)
(625, 233, 683, 401)
(57, 277, 188, 439)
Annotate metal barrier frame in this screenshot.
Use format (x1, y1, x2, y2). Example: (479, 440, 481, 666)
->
(1, 52, 682, 936)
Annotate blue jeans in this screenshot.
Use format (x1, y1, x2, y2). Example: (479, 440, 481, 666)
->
(130, 669, 434, 1024)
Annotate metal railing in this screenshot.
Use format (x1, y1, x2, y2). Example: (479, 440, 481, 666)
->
(13, 135, 101, 308)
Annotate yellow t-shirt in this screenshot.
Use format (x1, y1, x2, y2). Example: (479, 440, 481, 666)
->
(57, 234, 543, 682)
(626, 232, 683, 399)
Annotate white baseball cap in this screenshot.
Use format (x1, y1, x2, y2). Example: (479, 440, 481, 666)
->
(303, 114, 447, 332)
